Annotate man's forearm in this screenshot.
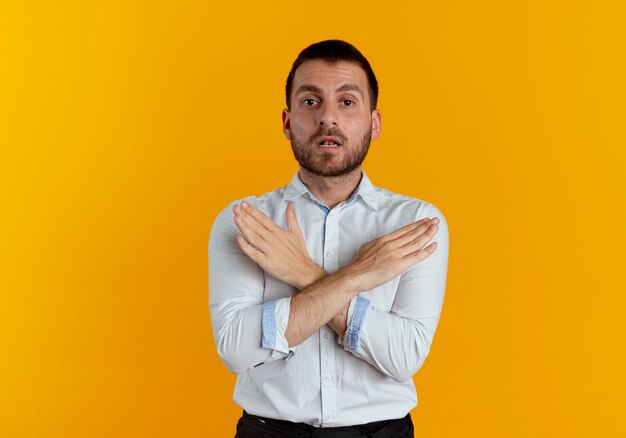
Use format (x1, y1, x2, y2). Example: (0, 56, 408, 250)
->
(285, 267, 358, 347)
(292, 266, 350, 341)
(327, 302, 349, 337)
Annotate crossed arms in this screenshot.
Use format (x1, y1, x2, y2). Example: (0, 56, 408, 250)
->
(209, 200, 449, 382)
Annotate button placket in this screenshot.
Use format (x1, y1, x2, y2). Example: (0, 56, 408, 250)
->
(320, 209, 339, 426)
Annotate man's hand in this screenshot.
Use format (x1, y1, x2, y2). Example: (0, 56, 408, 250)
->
(233, 201, 325, 290)
(341, 217, 440, 291)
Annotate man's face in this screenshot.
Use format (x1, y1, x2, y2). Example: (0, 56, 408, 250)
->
(282, 60, 381, 178)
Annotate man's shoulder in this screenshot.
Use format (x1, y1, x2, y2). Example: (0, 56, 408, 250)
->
(211, 185, 287, 224)
(208, 184, 288, 247)
(234, 184, 286, 209)
(373, 185, 444, 220)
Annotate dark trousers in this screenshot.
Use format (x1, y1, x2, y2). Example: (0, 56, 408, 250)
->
(235, 410, 414, 438)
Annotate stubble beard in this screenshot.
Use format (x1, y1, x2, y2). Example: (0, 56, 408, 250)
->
(290, 127, 372, 178)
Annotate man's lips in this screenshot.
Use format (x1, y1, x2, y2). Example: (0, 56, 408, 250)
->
(316, 136, 343, 148)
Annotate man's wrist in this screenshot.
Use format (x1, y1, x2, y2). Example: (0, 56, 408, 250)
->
(297, 264, 327, 290)
(294, 262, 365, 299)
(335, 264, 366, 293)
(297, 264, 362, 298)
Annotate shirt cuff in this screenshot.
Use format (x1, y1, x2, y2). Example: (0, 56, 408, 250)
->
(261, 297, 296, 360)
(339, 295, 371, 351)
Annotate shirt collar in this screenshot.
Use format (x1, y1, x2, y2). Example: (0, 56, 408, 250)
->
(282, 169, 379, 210)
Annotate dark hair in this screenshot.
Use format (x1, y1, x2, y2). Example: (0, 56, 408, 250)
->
(285, 40, 379, 111)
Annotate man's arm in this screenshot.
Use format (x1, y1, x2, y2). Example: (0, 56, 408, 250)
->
(233, 201, 440, 350)
(209, 202, 282, 375)
(336, 204, 449, 382)
(297, 205, 448, 383)
(209, 199, 378, 374)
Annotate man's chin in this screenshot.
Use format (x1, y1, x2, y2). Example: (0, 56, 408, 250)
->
(303, 164, 361, 178)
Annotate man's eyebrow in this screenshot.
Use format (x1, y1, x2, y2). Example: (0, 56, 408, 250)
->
(295, 83, 365, 98)
(335, 83, 364, 98)
(295, 84, 323, 95)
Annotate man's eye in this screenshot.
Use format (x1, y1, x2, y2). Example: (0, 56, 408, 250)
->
(304, 99, 317, 106)
(343, 99, 354, 106)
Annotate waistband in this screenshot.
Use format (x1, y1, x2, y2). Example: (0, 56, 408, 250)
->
(241, 410, 411, 436)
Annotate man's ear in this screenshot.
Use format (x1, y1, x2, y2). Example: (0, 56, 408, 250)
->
(371, 109, 382, 141)
(282, 109, 291, 140)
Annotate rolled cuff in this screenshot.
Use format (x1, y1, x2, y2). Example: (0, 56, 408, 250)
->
(339, 295, 371, 351)
(261, 298, 296, 360)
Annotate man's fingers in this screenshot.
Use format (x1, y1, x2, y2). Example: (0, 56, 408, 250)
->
(388, 218, 429, 237)
(240, 202, 278, 232)
(404, 241, 438, 261)
(393, 221, 439, 251)
(384, 217, 435, 243)
(236, 235, 266, 262)
(234, 211, 269, 251)
(234, 203, 275, 240)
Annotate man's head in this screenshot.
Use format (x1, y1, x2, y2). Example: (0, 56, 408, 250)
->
(285, 40, 379, 112)
(282, 40, 382, 178)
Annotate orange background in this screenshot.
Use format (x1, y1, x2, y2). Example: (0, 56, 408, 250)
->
(1, 1, 625, 436)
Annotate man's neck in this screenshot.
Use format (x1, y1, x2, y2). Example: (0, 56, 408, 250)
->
(298, 167, 363, 209)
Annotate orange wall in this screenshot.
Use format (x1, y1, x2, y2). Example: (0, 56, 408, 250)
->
(1, 1, 625, 436)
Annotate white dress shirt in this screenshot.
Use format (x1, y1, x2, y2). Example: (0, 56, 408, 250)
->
(208, 170, 449, 427)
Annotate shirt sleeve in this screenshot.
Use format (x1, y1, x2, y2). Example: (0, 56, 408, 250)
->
(340, 203, 450, 383)
(208, 202, 295, 375)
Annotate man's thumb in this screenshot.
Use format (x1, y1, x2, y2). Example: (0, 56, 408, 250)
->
(286, 201, 302, 235)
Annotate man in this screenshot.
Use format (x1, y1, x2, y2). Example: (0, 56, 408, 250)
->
(209, 40, 449, 437)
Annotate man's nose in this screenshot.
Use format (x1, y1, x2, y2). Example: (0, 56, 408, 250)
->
(317, 102, 338, 127)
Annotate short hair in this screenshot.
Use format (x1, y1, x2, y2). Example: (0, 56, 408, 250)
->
(285, 40, 379, 111)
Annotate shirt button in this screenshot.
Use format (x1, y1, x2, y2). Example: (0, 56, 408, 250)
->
(325, 251, 333, 258)
(327, 413, 335, 420)
(323, 332, 331, 340)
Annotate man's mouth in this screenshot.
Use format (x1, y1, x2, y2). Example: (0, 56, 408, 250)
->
(317, 136, 342, 148)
